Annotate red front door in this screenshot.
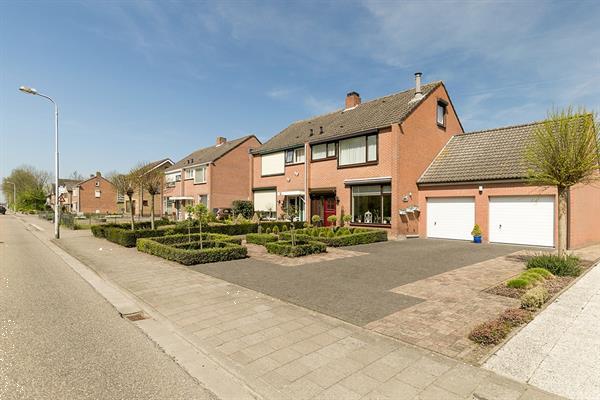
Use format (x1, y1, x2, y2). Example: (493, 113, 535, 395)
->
(323, 196, 336, 226)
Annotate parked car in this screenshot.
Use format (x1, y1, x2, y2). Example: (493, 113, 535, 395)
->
(0, 205, 6, 214)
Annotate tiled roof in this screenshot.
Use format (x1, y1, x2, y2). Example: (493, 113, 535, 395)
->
(254, 81, 443, 154)
(166, 135, 256, 172)
(418, 121, 543, 184)
(145, 158, 173, 171)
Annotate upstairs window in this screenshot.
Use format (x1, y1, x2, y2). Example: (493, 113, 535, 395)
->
(437, 100, 447, 127)
(95, 190, 101, 198)
(184, 169, 194, 180)
(194, 166, 207, 184)
(285, 147, 305, 164)
(311, 142, 336, 160)
(175, 174, 181, 181)
(338, 134, 377, 166)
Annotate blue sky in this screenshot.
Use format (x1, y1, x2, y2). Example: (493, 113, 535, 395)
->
(1, 0, 599, 200)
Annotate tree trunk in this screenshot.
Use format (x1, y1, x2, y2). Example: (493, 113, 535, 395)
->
(129, 195, 135, 230)
(199, 221, 203, 250)
(557, 187, 568, 255)
(150, 194, 155, 230)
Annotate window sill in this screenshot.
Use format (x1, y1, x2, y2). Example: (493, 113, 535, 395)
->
(285, 162, 305, 166)
(350, 222, 391, 228)
(261, 173, 285, 177)
(337, 161, 378, 169)
(311, 156, 337, 163)
(437, 123, 446, 130)
(193, 182, 207, 185)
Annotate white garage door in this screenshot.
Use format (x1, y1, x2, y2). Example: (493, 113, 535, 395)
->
(426, 197, 475, 240)
(489, 196, 554, 247)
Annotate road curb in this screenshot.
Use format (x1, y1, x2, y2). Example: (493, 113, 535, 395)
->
(19, 216, 260, 400)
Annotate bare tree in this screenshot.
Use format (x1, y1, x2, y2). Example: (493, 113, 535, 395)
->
(139, 163, 164, 230)
(525, 108, 599, 254)
(110, 172, 137, 230)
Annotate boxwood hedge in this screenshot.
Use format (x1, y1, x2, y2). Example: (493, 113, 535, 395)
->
(150, 233, 241, 245)
(136, 238, 247, 265)
(91, 219, 172, 238)
(279, 228, 387, 247)
(162, 221, 304, 236)
(104, 227, 170, 247)
(246, 233, 279, 245)
(264, 240, 326, 257)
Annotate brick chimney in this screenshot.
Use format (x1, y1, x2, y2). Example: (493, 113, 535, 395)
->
(216, 136, 227, 146)
(345, 91, 361, 109)
(95, 171, 101, 177)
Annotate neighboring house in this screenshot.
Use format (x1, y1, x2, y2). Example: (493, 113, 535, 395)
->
(47, 179, 80, 212)
(250, 73, 463, 237)
(125, 158, 174, 217)
(418, 120, 600, 249)
(71, 172, 119, 214)
(163, 135, 261, 220)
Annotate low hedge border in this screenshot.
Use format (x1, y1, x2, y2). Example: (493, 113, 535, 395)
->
(151, 233, 241, 245)
(246, 233, 279, 245)
(105, 227, 169, 247)
(91, 219, 172, 238)
(264, 240, 326, 257)
(162, 221, 304, 236)
(137, 238, 247, 265)
(279, 229, 387, 247)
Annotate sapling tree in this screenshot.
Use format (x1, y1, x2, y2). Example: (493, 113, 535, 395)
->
(327, 215, 337, 230)
(139, 163, 163, 230)
(311, 214, 321, 227)
(187, 203, 209, 249)
(111, 172, 137, 230)
(525, 108, 599, 254)
(342, 214, 352, 227)
(283, 203, 299, 246)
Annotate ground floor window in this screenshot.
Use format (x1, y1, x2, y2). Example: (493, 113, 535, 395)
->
(197, 194, 208, 207)
(351, 185, 391, 225)
(283, 195, 305, 221)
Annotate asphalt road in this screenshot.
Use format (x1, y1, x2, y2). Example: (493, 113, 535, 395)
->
(0, 215, 217, 400)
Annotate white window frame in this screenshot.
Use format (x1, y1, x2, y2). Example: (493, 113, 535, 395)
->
(339, 134, 377, 166)
(184, 169, 194, 180)
(194, 166, 207, 184)
(437, 101, 447, 126)
(285, 147, 305, 164)
(95, 189, 101, 198)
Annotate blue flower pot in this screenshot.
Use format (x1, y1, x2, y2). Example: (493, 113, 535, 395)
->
(473, 235, 482, 243)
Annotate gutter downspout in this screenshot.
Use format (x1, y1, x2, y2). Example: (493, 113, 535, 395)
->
(304, 142, 309, 222)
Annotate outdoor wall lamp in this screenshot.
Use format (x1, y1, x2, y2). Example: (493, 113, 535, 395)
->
(478, 185, 484, 194)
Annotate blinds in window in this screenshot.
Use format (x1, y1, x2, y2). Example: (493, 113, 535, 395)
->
(339, 136, 366, 165)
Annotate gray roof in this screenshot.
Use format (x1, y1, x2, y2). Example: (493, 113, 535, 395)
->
(255, 81, 443, 154)
(418, 121, 544, 184)
(166, 135, 256, 172)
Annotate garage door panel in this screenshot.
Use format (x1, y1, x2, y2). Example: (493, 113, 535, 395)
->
(489, 196, 554, 247)
(427, 197, 475, 241)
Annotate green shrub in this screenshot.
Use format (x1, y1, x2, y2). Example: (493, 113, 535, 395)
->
(281, 225, 288, 232)
(137, 239, 247, 265)
(91, 219, 172, 238)
(162, 221, 303, 236)
(246, 233, 279, 245)
(279, 227, 387, 247)
(468, 320, 511, 345)
(498, 308, 533, 327)
(521, 286, 550, 310)
(272, 225, 280, 235)
(105, 227, 168, 247)
(265, 227, 272, 234)
(151, 233, 240, 245)
(526, 268, 554, 279)
(521, 271, 545, 283)
(231, 200, 254, 219)
(471, 224, 482, 237)
(526, 253, 581, 277)
(507, 278, 530, 289)
(265, 240, 326, 257)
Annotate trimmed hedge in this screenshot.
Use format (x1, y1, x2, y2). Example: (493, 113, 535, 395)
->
(151, 233, 241, 245)
(246, 233, 279, 245)
(162, 221, 304, 236)
(279, 228, 387, 247)
(105, 227, 169, 247)
(91, 219, 172, 238)
(265, 240, 326, 257)
(137, 238, 247, 265)
(526, 253, 581, 277)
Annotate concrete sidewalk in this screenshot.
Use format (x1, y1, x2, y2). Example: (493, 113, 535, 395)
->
(24, 215, 562, 400)
(486, 254, 600, 400)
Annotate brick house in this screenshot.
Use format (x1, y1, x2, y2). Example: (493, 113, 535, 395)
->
(125, 158, 174, 217)
(250, 73, 463, 237)
(418, 120, 600, 249)
(47, 178, 80, 212)
(163, 135, 261, 220)
(71, 172, 119, 214)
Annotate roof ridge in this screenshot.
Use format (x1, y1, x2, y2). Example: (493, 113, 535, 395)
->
(287, 81, 443, 126)
(458, 120, 545, 137)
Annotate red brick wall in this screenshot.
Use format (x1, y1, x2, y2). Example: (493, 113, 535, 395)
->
(212, 136, 261, 209)
(569, 180, 600, 249)
(418, 183, 559, 245)
(77, 176, 118, 214)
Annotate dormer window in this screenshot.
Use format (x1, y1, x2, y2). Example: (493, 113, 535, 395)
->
(437, 100, 448, 127)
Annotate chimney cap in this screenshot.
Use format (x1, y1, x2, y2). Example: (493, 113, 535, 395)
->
(415, 72, 422, 76)
(346, 91, 360, 97)
(216, 136, 227, 146)
(96, 171, 101, 177)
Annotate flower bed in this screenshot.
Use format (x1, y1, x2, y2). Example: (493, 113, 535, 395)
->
(279, 227, 387, 247)
(137, 237, 247, 265)
(264, 240, 326, 257)
(246, 233, 279, 245)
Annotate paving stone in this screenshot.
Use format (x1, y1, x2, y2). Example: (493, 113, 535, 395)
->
(369, 378, 420, 400)
(340, 372, 381, 395)
(246, 356, 281, 376)
(305, 365, 350, 389)
(433, 363, 489, 397)
(289, 339, 323, 355)
(279, 377, 323, 400)
(314, 383, 362, 400)
(274, 359, 313, 382)
(473, 378, 524, 400)
(396, 366, 438, 389)
(269, 347, 303, 365)
(417, 384, 463, 400)
(361, 359, 401, 382)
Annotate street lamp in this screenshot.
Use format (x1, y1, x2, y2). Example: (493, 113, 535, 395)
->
(19, 85, 60, 239)
(5, 181, 16, 212)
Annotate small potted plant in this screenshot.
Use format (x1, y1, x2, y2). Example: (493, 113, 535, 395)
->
(471, 224, 482, 243)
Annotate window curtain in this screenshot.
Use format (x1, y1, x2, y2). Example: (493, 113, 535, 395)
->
(339, 136, 366, 165)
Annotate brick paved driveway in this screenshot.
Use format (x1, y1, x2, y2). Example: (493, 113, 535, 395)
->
(191, 239, 524, 327)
